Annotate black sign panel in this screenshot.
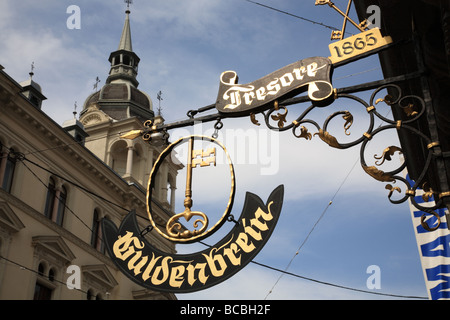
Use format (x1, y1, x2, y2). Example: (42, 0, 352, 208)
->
(102, 185, 284, 293)
(215, 57, 333, 114)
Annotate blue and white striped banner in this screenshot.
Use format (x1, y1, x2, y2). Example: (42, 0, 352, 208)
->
(407, 175, 450, 300)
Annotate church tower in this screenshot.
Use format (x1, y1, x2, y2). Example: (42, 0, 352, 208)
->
(79, 8, 181, 210)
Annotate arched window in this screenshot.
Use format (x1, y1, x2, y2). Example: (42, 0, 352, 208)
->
(123, 55, 130, 66)
(34, 262, 53, 300)
(44, 178, 67, 226)
(91, 209, 104, 253)
(0, 146, 16, 193)
(110, 140, 127, 176)
(44, 178, 56, 219)
(55, 186, 67, 226)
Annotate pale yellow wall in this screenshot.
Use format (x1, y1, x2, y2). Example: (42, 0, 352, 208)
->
(0, 70, 177, 300)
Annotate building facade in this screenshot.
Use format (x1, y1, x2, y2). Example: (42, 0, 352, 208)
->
(0, 10, 181, 300)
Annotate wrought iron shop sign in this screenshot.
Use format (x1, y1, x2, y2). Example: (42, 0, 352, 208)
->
(216, 57, 334, 114)
(101, 1, 449, 295)
(102, 185, 283, 293)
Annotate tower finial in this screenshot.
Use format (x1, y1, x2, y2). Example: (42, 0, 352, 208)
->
(93, 76, 101, 91)
(29, 61, 35, 79)
(157, 90, 163, 116)
(73, 101, 78, 119)
(125, 0, 133, 12)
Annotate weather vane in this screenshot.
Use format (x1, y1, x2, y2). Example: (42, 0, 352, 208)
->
(315, 0, 368, 40)
(156, 90, 163, 116)
(93, 76, 101, 91)
(73, 101, 78, 119)
(29, 62, 35, 79)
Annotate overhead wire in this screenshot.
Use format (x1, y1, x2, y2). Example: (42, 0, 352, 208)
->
(0, 0, 420, 301)
(264, 158, 360, 300)
(242, 0, 341, 32)
(1, 131, 427, 299)
(263, 108, 395, 299)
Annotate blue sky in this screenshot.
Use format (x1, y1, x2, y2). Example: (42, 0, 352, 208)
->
(0, 0, 428, 299)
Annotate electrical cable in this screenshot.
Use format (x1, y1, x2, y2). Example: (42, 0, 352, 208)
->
(263, 157, 360, 300)
(0, 255, 90, 296)
(242, 0, 346, 33)
(1, 119, 427, 299)
(263, 109, 396, 299)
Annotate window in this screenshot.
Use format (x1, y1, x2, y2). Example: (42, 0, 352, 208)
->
(0, 146, 16, 193)
(91, 209, 104, 253)
(123, 55, 130, 66)
(44, 178, 56, 219)
(55, 186, 66, 226)
(44, 178, 67, 226)
(33, 262, 56, 300)
(34, 282, 52, 300)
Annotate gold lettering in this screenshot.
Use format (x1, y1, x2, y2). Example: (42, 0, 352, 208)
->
(128, 250, 148, 276)
(223, 243, 241, 266)
(169, 265, 185, 288)
(186, 262, 209, 286)
(142, 253, 162, 281)
(250, 216, 268, 232)
(151, 256, 171, 286)
(235, 232, 256, 253)
(203, 248, 228, 277)
(113, 231, 144, 260)
(255, 202, 274, 222)
(243, 218, 262, 241)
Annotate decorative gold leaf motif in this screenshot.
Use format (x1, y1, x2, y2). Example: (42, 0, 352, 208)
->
(359, 19, 369, 30)
(374, 146, 403, 166)
(421, 212, 441, 232)
(375, 94, 394, 106)
(385, 184, 401, 199)
(166, 209, 209, 239)
(315, 129, 343, 149)
(297, 126, 312, 140)
(362, 165, 396, 182)
(403, 103, 418, 117)
(422, 182, 434, 203)
(315, 0, 331, 6)
(342, 111, 353, 136)
(271, 107, 288, 129)
(250, 113, 260, 126)
(120, 129, 143, 140)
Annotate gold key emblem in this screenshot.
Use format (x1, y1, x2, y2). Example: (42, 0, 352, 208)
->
(146, 135, 235, 243)
(166, 137, 216, 239)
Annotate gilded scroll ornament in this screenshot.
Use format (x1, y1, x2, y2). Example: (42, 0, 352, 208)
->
(374, 146, 403, 166)
(295, 126, 313, 140)
(271, 107, 288, 129)
(362, 165, 396, 183)
(343, 111, 353, 136)
(385, 184, 401, 199)
(422, 182, 434, 203)
(315, 129, 343, 149)
(403, 103, 418, 117)
(250, 113, 261, 126)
